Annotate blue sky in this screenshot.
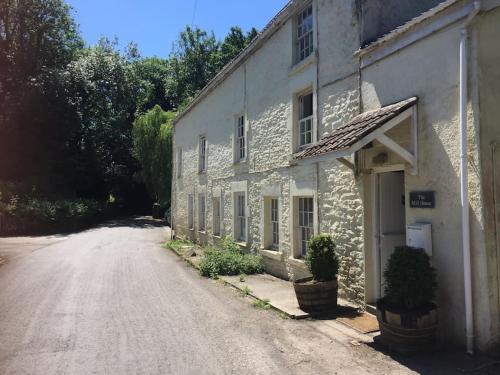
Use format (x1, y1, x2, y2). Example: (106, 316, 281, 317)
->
(66, 0, 289, 57)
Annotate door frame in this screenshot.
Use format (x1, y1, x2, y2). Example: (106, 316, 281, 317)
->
(370, 165, 406, 302)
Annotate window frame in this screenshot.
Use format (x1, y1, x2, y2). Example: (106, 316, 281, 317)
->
(298, 91, 314, 149)
(198, 135, 207, 173)
(270, 198, 279, 250)
(212, 196, 221, 237)
(295, 3, 314, 63)
(234, 114, 246, 163)
(198, 193, 206, 232)
(177, 147, 182, 178)
(235, 193, 246, 242)
(298, 197, 314, 257)
(188, 194, 194, 230)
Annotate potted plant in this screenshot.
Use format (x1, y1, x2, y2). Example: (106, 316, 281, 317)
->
(376, 246, 438, 354)
(293, 234, 339, 313)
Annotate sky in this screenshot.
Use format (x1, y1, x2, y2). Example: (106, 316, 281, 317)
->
(65, 0, 290, 57)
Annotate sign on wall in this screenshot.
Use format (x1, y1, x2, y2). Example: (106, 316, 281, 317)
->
(409, 191, 435, 208)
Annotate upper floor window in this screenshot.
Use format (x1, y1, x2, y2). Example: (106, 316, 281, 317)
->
(199, 135, 206, 173)
(235, 115, 246, 162)
(296, 3, 313, 62)
(298, 92, 313, 148)
(177, 148, 182, 178)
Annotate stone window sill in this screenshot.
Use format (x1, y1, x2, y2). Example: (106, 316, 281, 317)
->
(288, 257, 307, 269)
(236, 241, 247, 249)
(259, 248, 282, 261)
(288, 51, 317, 77)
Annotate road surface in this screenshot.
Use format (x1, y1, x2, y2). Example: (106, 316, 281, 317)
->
(0, 217, 471, 375)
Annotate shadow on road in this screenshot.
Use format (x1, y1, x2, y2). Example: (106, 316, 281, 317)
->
(96, 216, 167, 229)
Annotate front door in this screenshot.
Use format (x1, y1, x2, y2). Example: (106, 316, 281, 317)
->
(377, 171, 406, 298)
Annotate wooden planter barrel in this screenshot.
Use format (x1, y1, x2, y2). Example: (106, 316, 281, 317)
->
(293, 277, 338, 313)
(376, 306, 438, 354)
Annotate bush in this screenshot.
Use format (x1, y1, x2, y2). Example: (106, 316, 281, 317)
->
(199, 237, 264, 278)
(305, 234, 339, 282)
(381, 246, 437, 311)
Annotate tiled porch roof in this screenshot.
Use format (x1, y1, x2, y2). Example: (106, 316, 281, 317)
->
(294, 97, 418, 160)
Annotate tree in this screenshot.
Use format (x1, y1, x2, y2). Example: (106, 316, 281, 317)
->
(0, 0, 83, 182)
(218, 27, 258, 68)
(132, 105, 174, 205)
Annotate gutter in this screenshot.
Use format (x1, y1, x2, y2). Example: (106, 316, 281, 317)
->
(459, 0, 481, 356)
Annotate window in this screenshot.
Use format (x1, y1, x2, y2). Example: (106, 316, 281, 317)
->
(298, 92, 313, 148)
(188, 195, 194, 229)
(199, 136, 206, 173)
(177, 148, 182, 178)
(198, 194, 206, 231)
(235, 115, 246, 162)
(296, 3, 313, 62)
(298, 197, 314, 257)
(213, 197, 221, 236)
(271, 198, 279, 250)
(235, 193, 246, 242)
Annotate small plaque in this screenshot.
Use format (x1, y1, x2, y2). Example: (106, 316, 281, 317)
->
(410, 191, 435, 208)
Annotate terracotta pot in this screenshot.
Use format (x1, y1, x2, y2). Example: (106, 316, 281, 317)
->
(293, 277, 338, 313)
(376, 305, 438, 354)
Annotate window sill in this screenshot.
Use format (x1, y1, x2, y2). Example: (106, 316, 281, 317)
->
(198, 230, 206, 234)
(259, 248, 282, 261)
(288, 51, 317, 77)
(235, 241, 247, 249)
(288, 257, 307, 268)
(188, 228, 195, 231)
(233, 159, 247, 166)
(213, 234, 221, 239)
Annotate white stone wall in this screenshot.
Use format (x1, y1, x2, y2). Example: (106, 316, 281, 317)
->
(173, 0, 365, 305)
(359, 10, 500, 348)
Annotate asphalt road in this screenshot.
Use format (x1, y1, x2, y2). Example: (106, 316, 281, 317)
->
(0, 217, 454, 375)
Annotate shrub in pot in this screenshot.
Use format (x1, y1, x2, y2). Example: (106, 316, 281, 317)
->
(376, 246, 438, 353)
(293, 234, 339, 313)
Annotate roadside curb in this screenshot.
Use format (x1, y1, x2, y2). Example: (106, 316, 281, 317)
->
(165, 244, 303, 319)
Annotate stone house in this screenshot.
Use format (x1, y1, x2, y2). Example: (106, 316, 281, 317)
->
(171, 0, 500, 351)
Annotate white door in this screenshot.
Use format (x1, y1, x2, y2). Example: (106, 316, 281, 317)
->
(378, 171, 406, 297)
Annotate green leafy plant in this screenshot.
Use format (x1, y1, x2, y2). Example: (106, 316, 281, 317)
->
(381, 246, 437, 311)
(165, 239, 193, 254)
(305, 234, 339, 282)
(253, 298, 271, 310)
(199, 237, 264, 278)
(239, 286, 252, 297)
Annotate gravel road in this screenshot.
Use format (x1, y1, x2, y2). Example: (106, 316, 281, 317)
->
(0, 217, 443, 375)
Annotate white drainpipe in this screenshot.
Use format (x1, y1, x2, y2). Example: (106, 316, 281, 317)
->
(460, 1, 480, 356)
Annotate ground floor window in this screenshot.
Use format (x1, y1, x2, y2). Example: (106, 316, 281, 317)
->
(271, 198, 279, 250)
(213, 196, 221, 236)
(198, 194, 206, 231)
(188, 195, 194, 229)
(298, 197, 314, 257)
(235, 193, 246, 242)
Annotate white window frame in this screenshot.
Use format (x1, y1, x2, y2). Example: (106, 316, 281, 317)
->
(198, 194, 206, 232)
(296, 3, 314, 63)
(298, 197, 314, 257)
(271, 198, 279, 250)
(188, 194, 194, 230)
(199, 135, 206, 173)
(177, 147, 182, 178)
(234, 114, 246, 163)
(298, 91, 313, 149)
(235, 193, 246, 242)
(212, 196, 221, 236)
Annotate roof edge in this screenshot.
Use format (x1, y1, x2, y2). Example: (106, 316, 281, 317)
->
(355, 0, 464, 57)
(174, 0, 302, 125)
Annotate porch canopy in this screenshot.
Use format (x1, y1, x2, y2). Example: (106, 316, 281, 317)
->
(294, 97, 418, 173)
